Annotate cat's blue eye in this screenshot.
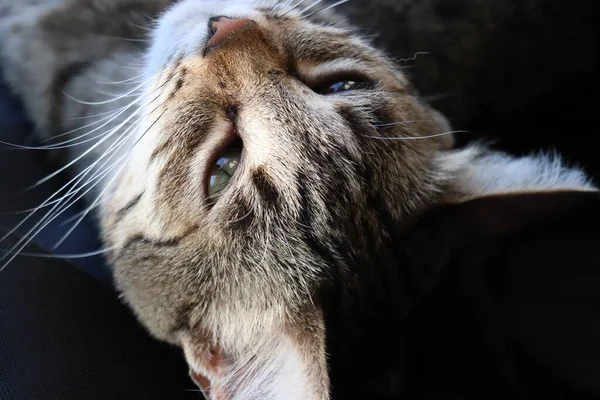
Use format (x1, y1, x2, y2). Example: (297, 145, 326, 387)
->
(319, 80, 369, 95)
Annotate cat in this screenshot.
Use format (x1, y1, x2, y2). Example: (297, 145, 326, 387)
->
(0, 1, 596, 399)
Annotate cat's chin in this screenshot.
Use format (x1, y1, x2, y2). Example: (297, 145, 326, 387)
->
(179, 312, 329, 400)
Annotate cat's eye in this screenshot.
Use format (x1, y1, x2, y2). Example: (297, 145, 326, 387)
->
(208, 139, 242, 199)
(320, 80, 369, 94)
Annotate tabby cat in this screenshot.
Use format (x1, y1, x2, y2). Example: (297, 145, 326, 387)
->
(0, 0, 595, 399)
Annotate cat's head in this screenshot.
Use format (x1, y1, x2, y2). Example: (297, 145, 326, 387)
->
(102, 1, 453, 398)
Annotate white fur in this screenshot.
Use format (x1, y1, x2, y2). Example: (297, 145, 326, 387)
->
(440, 144, 596, 196)
(182, 333, 323, 400)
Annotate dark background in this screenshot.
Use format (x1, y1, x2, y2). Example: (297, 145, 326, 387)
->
(340, 0, 600, 179)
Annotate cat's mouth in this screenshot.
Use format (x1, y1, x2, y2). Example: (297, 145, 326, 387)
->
(206, 133, 243, 203)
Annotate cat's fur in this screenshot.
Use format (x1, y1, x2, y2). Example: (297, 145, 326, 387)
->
(0, 1, 595, 399)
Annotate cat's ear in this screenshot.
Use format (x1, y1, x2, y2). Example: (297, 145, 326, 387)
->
(402, 190, 600, 293)
(181, 309, 329, 400)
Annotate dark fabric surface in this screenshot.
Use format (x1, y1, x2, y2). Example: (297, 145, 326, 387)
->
(401, 192, 600, 400)
(0, 79, 196, 399)
(0, 236, 197, 400)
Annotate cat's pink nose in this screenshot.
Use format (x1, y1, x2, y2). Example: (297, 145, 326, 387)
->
(207, 16, 253, 48)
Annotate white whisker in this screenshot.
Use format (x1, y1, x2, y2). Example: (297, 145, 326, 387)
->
(0, 118, 141, 267)
(32, 107, 142, 186)
(35, 102, 144, 149)
(302, 0, 350, 19)
(0, 147, 123, 244)
(49, 124, 143, 249)
(366, 130, 469, 140)
(0, 84, 168, 264)
(0, 195, 87, 215)
(92, 87, 141, 98)
(44, 95, 165, 247)
(372, 119, 432, 127)
(142, 13, 159, 23)
(61, 107, 131, 122)
(112, 62, 146, 71)
(104, 35, 150, 43)
(55, 108, 168, 249)
(5, 247, 117, 259)
(59, 203, 99, 226)
(62, 81, 146, 106)
(96, 72, 146, 86)
(422, 93, 452, 102)
(281, 0, 309, 16)
(28, 79, 168, 185)
(128, 22, 154, 32)
(0, 114, 140, 264)
(50, 155, 128, 249)
(44, 80, 165, 147)
(43, 104, 134, 143)
(299, 0, 323, 16)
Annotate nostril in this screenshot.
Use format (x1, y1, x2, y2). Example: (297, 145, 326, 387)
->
(206, 16, 253, 49)
(207, 15, 224, 33)
(208, 16, 224, 24)
(207, 16, 222, 40)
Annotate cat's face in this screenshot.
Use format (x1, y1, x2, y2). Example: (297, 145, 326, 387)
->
(102, 1, 452, 398)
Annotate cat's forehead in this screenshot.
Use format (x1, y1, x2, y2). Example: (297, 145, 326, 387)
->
(146, 0, 361, 76)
